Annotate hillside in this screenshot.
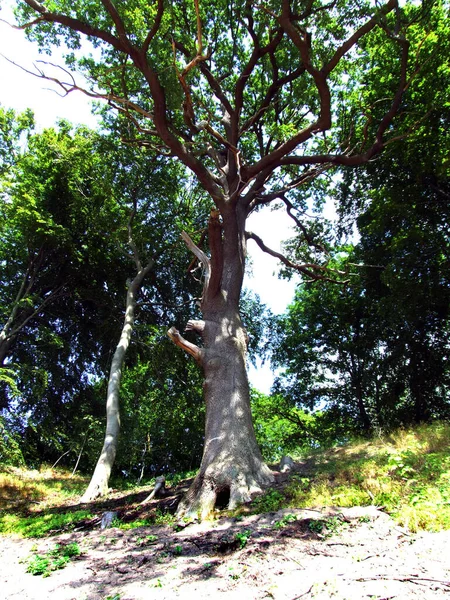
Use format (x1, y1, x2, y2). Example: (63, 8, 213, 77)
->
(1, 423, 449, 599)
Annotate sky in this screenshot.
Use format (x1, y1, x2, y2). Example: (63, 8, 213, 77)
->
(0, 4, 301, 392)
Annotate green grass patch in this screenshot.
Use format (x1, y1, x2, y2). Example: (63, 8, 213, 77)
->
(116, 508, 176, 530)
(26, 542, 81, 577)
(283, 422, 450, 532)
(0, 465, 89, 511)
(0, 509, 94, 538)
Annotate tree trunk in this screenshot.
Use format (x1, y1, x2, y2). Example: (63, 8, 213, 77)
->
(0, 335, 14, 368)
(81, 265, 152, 503)
(170, 208, 274, 519)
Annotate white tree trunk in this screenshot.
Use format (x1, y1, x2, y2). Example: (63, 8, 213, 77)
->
(80, 265, 152, 503)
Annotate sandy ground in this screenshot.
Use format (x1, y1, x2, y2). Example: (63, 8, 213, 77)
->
(1, 505, 449, 600)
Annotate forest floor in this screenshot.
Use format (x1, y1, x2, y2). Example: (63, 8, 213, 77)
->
(1, 468, 450, 600)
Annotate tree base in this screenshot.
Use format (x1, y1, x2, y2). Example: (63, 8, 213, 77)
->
(80, 476, 110, 503)
(176, 459, 274, 520)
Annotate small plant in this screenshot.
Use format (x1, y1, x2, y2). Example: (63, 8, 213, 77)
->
(358, 515, 371, 523)
(308, 516, 345, 538)
(26, 554, 51, 577)
(274, 513, 297, 528)
(26, 542, 81, 577)
(235, 529, 252, 549)
(173, 544, 182, 556)
(250, 489, 285, 513)
(110, 516, 122, 527)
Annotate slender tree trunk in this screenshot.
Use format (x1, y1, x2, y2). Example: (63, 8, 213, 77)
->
(0, 335, 14, 368)
(170, 208, 274, 519)
(81, 265, 152, 502)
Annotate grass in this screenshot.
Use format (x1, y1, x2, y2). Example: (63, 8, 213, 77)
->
(281, 422, 450, 532)
(1, 422, 449, 538)
(0, 465, 93, 538)
(0, 509, 95, 538)
(0, 465, 89, 511)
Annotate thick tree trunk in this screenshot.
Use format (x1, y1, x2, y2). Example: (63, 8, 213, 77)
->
(170, 209, 274, 519)
(175, 311, 273, 518)
(81, 265, 152, 503)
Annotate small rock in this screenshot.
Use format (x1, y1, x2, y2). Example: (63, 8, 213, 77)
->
(100, 511, 118, 529)
(279, 455, 295, 473)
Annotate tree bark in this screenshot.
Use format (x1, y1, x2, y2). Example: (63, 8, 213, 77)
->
(80, 264, 153, 503)
(170, 209, 274, 519)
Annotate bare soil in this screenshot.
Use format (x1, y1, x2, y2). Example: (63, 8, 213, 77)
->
(1, 474, 449, 600)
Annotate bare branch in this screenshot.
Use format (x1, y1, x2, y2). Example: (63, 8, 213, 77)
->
(246, 231, 350, 284)
(167, 326, 204, 364)
(181, 230, 211, 298)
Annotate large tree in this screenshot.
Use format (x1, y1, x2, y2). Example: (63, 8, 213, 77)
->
(10, 0, 440, 517)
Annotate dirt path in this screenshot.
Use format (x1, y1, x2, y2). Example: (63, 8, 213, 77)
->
(1, 505, 449, 600)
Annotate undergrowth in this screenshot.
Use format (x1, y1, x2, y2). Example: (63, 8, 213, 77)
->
(25, 542, 81, 577)
(282, 422, 450, 532)
(1, 422, 449, 538)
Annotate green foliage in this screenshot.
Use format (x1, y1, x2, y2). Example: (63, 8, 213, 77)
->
(285, 422, 450, 532)
(234, 529, 251, 549)
(251, 389, 352, 459)
(26, 542, 81, 577)
(0, 110, 207, 476)
(273, 513, 296, 529)
(248, 489, 285, 514)
(0, 417, 25, 466)
(308, 516, 345, 538)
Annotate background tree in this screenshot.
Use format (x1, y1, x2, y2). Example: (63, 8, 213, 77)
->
(0, 112, 208, 476)
(11, 0, 441, 516)
(272, 18, 450, 433)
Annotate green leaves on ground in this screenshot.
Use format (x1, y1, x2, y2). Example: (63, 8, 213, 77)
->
(26, 543, 81, 577)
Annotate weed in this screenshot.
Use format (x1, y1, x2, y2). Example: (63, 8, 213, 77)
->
(358, 516, 371, 523)
(308, 516, 345, 538)
(274, 513, 296, 528)
(235, 529, 252, 549)
(249, 489, 285, 513)
(26, 542, 81, 577)
(173, 544, 183, 556)
(110, 516, 122, 528)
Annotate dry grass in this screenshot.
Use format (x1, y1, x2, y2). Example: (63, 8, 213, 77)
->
(0, 466, 89, 512)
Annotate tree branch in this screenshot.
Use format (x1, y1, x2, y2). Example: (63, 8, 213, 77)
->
(142, 0, 164, 55)
(323, 0, 397, 75)
(167, 326, 204, 364)
(246, 231, 349, 284)
(21, 0, 128, 53)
